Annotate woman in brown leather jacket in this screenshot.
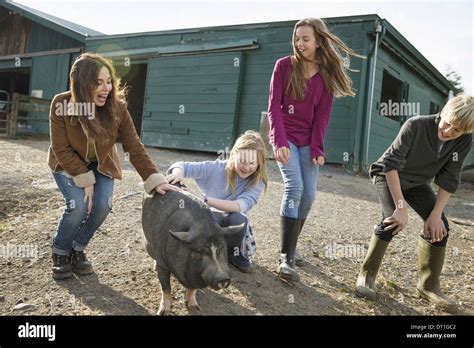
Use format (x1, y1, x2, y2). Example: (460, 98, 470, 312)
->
(48, 53, 177, 280)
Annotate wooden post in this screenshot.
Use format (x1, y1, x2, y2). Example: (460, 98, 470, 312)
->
(259, 111, 274, 159)
(8, 93, 20, 138)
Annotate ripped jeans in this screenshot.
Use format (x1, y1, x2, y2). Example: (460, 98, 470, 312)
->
(52, 162, 114, 255)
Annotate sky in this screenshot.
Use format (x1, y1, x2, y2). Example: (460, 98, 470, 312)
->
(15, 0, 473, 94)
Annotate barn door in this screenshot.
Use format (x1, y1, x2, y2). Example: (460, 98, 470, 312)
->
(141, 51, 243, 152)
(29, 54, 70, 133)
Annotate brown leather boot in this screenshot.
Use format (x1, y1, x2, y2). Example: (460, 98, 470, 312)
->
(71, 250, 94, 275)
(52, 253, 72, 280)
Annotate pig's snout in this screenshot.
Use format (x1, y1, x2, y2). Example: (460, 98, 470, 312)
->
(211, 275, 231, 290)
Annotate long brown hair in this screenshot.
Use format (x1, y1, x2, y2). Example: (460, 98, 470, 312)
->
(69, 52, 127, 138)
(225, 130, 268, 197)
(287, 18, 365, 100)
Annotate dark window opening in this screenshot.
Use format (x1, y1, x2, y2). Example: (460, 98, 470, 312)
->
(430, 102, 440, 115)
(0, 69, 31, 134)
(118, 63, 147, 136)
(379, 70, 411, 123)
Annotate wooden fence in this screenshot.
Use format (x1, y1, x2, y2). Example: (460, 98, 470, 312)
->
(0, 93, 51, 137)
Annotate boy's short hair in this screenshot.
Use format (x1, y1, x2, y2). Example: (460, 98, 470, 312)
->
(440, 95, 474, 133)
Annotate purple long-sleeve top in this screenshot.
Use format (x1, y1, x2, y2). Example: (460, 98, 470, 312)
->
(267, 56, 334, 159)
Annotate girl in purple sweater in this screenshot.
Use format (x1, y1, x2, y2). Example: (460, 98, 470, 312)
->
(267, 18, 363, 281)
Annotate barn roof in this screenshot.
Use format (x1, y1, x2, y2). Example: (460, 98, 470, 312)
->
(1, 0, 104, 42)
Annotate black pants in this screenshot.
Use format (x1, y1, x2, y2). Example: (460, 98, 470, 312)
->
(211, 212, 248, 256)
(373, 175, 449, 246)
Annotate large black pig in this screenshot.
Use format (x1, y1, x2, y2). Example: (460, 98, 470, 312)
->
(142, 190, 244, 315)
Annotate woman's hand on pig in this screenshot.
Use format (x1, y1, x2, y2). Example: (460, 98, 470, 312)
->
(155, 183, 181, 195)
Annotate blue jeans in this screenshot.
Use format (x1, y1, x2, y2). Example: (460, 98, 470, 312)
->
(211, 211, 250, 266)
(52, 163, 114, 255)
(277, 141, 320, 219)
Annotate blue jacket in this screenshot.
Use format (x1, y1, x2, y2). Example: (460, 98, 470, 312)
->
(167, 160, 264, 214)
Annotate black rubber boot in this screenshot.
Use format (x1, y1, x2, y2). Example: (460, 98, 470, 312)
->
(278, 216, 301, 281)
(71, 250, 94, 275)
(52, 253, 72, 280)
(294, 219, 305, 266)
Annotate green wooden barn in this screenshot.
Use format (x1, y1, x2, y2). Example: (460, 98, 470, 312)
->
(0, 0, 102, 133)
(1, 1, 472, 172)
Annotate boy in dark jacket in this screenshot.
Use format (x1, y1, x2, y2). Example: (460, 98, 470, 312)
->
(355, 95, 473, 313)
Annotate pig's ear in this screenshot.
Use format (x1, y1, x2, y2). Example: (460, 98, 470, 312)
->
(169, 229, 197, 243)
(221, 223, 246, 236)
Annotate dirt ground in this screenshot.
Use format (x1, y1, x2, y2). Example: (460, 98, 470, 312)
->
(0, 138, 473, 316)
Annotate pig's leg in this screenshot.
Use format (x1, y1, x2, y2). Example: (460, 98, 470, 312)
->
(157, 266, 172, 316)
(184, 288, 202, 313)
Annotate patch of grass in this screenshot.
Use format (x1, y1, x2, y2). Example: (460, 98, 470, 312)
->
(385, 279, 400, 289)
(356, 297, 376, 306)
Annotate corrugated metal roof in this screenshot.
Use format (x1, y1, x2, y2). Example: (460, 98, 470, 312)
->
(379, 18, 454, 92)
(1, 0, 104, 42)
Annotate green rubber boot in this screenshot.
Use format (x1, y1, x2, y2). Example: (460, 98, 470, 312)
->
(416, 237, 458, 313)
(355, 234, 390, 300)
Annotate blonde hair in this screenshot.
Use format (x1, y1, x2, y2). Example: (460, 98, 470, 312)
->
(287, 18, 365, 100)
(225, 131, 269, 196)
(440, 95, 474, 133)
